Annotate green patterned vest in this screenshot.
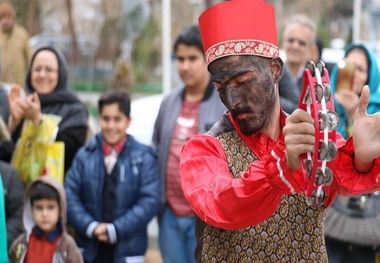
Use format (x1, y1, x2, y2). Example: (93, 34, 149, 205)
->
(197, 130, 328, 263)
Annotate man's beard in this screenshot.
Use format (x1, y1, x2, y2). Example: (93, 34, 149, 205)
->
(235, 85, 276, 135)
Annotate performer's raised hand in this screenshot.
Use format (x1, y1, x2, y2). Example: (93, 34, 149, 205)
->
(352, 85, 380, 171)
(283, 109, 315, 171)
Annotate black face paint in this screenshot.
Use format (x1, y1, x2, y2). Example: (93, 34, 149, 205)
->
(210, 56, 277, 135)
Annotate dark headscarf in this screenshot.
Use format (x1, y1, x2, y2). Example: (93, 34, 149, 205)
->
(12, 47, 88, 171)
(24, 46, 88, 131)
(25, 46, 80, 106)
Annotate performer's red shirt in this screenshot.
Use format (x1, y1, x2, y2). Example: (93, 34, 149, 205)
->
(180, 112, 380, 230)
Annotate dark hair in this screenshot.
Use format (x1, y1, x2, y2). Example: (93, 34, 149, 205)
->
(174, 25, 204, 54)
(29, 182, 60, 206)
(315, 38, 324, 61)
(98, 89, 131, 117)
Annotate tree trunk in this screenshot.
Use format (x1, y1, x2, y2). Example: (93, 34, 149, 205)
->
(25, 0, 37, 35)
(204, 0, 213, 7)
(65, 0, 80, 62)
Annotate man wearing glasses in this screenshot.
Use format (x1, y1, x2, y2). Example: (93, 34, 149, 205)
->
(283, 14, 316, 85)
(279, 15, 316, 114)
(278, 14, 316, 114)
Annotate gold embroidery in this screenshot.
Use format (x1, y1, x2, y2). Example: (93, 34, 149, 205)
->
(205, 39, 279, 65)
(200, 131, 328, 262)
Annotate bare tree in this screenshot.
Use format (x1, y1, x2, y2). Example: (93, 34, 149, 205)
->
(64, 0, 80, 62)
(95, 0, 122, 61)
(204, 0, 226, 7)
(204, 0, 213, 7)
(25, 0, 38, 35)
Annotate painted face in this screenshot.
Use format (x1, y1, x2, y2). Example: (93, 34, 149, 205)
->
(175, 44, 209, 88)
(345, 49, 368, 94)
(210, 56, 279, 135)
(100, 103, 130, 146)
(31, 50, 59, 95)
(32, 199, 60, 233)
(283, 24, 313, 67)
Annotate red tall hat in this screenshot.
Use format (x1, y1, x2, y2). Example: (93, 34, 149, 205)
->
(199, 0, 279, 65)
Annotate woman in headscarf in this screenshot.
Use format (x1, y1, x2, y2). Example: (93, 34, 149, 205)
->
(326, 44, 380, 263)
(330, 43, 380, 138)
(9, 46, 89, 173)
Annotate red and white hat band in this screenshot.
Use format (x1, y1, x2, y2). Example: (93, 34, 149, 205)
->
(205, 39, 279, 65)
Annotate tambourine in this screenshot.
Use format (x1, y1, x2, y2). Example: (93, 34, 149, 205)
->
(298, 61, 340, 206)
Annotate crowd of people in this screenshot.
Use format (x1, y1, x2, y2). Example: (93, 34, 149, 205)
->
(2, 0, 380, 262)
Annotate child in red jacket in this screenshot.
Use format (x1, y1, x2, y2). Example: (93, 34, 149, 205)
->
(9, 176, 83, 263)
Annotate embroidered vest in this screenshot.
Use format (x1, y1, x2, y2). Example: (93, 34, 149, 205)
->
(198, 131, 328, 262)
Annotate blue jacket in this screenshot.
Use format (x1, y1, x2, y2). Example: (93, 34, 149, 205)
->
(330, 44, 380, 138)
(65, 134, 161, 263)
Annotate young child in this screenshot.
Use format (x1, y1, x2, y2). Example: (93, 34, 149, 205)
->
(65, 90, 161, 263)
(9, 176, 83, 263)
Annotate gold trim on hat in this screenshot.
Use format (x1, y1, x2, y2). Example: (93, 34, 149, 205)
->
(205, 39, 279, 65)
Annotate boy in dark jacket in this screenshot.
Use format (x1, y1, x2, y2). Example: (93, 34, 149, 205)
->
(9, 176, 83, 263)
(65, 90, 161, 263)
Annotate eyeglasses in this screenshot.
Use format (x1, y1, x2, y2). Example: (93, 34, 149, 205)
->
(32, 66, 58, 74)
(286, 37, 307, 47)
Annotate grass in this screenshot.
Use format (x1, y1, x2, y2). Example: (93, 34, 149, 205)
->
(71, 81, 162, 94)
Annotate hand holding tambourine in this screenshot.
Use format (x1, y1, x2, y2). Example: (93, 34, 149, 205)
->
(299, 61, 340, 205)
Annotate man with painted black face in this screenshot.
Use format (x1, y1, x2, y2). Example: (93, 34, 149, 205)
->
(180, 0, 380, 262)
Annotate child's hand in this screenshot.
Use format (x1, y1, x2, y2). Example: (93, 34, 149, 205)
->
(93, 223, 109, 243)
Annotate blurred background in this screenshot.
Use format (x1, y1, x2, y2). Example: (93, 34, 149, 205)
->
(7, 1, 380, 262)
(10, 0, 379, 99)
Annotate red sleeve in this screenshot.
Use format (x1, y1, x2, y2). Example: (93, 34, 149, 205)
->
(324, 136, 380, 206)
(180, 134, 305, 230)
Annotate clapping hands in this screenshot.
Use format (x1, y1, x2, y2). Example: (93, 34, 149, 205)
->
(7, 84, 41, 131)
